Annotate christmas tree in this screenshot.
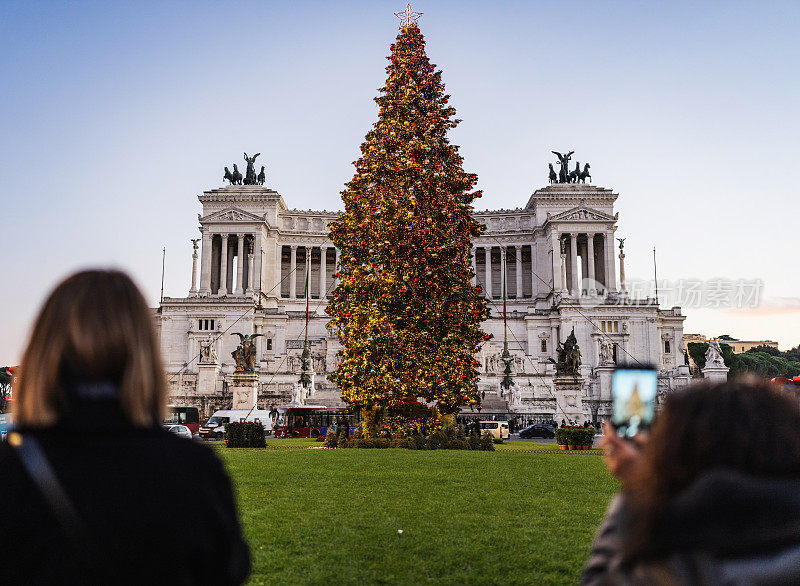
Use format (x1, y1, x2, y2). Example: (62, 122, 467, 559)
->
(327, 11, 489, 435)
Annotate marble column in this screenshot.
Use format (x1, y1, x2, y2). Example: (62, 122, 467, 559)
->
(246, 243, 255, 296)
(619, 242, 627, 293)
(190, 243, 199, 296)
(551, 233, 562, 294)
(500, 247, 507, 298)
(515, 245, 523, 298)
(605, 232, 617, 292)
(320, 245, 327, 298)
(570, 233, 579, 297)
(289, 245, 298, 299)
(235, 234, 245, 295)
(484, 247, 492, 298)
(531, 242, 538, 298)
(199, 230, 212, 295)
(218, 234, 229, 296)
(253, 234, 262, 297)
(587, 233, 596, 295)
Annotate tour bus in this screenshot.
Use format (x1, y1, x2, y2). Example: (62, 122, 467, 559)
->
(164, 406, 201, 435)
(272, 405, 355, 439)
(198, 409, 275, 440)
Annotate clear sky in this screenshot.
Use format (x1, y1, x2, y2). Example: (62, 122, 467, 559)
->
(1, 0, 798, 364)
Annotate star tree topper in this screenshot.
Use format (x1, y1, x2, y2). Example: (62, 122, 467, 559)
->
(394, 2, 422, 27)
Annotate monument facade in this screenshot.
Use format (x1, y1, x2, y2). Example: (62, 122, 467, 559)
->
(157, 154, 692, 423)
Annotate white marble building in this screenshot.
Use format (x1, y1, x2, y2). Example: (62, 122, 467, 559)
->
(157, 181, 691, 423)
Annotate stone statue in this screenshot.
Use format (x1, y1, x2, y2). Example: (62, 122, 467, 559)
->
(578, 163, 591, 183)
(599, 338, 615, 365)
(705, 339, 726, 368)
(551, 150, 574, 183)
(551, 327, 581, 375)
(231, 164, 242, 185)
(191, 238, 200, 252)
(243, 152, 260, 185)
(548, 163, 557, 184)
(223, 166, 235, 185)
(257, 166, 266, 185)
(568, 162, 580, 183)
(617, 237, 625, 251)
(199, 339, 218, 364)
(231, 332, 263, 372)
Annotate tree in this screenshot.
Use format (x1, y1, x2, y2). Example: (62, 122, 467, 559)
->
(717, 334, 738, 341)
(0, 367, 11, 413)
(327, 22, 489, 434)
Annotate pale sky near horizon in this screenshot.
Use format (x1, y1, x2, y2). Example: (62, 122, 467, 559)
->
(1, 0, 798, 365)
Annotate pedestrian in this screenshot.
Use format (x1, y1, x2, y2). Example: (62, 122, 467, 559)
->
(582, 376, 800, 584)
(0, 270, 251, 584)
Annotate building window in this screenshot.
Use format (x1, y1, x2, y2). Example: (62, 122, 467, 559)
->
(541, 340, 547, 353)
(664, 340, 671, 354)
(266, 338, 273, 351)
(198, 319, 215, 331)
(613, 321, 619, 333)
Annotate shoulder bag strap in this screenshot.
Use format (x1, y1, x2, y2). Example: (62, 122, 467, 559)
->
(10, 433, 101, 570)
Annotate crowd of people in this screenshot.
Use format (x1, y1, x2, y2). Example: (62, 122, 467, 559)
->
(4, 269, 800, 584)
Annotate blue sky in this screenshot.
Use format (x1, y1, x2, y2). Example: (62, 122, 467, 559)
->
(1, 0, 798, 363)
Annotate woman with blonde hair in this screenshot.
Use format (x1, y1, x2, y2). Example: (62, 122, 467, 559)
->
(0, 270, 250, 584)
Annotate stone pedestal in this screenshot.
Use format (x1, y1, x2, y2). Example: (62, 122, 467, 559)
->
(231, 372, 259, 410)
(553, 374, 585, 425)
(198, 363, 220, 395)
(702, 364, 729, 382)
(596, 364, 615, 401)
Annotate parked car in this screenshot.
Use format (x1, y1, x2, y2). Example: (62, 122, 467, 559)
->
(164, 424, 193, 440)
(519, 424, 555, 439)
(479, 420, 509, 440)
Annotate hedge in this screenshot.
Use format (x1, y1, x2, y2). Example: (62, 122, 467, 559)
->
(555, 427, 596, 447)
(225, 422, 267, 448)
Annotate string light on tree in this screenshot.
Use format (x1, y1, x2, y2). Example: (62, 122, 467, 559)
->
(394, 3, 423, 27)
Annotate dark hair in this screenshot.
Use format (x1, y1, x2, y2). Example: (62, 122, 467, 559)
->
(624, 375, 800, 559)
(14, 269, 167, 427)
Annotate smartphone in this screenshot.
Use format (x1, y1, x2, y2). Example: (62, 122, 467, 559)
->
(611, 366, 658, 438)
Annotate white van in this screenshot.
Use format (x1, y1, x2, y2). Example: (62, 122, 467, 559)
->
(198, 409, 275, 440)
(479, 420, 510, 440)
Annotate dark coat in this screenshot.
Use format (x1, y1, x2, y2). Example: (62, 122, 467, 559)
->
(0, 399, 250, 585)
(582, 470, 800, 585)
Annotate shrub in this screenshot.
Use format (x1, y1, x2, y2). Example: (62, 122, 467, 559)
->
(349, 438, 392, 449)
(323, 428, 338, 448)
(225, 422, 266, 448)
(480, 434, 495, 451)
(492, 437, 504, 445)
(554, 427, 567, 446)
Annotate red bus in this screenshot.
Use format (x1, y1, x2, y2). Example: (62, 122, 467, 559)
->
(273, 405, 354, 439)
(164, 406, 201, 435)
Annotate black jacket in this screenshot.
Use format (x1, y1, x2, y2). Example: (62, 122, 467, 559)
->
(582, 470, 800, 585)
(0, 399, 250, 585)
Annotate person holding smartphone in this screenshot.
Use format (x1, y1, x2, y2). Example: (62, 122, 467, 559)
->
(581, 374, 800, 585)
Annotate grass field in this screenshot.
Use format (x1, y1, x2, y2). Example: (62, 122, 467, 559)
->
(218, 440, 617, 585)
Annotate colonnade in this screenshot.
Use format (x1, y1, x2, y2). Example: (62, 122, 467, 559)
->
(279, 245, 339, 299)
(473, 232, 616, 300)
(556, 231, 616, 296)
(198, 232, 260, 296)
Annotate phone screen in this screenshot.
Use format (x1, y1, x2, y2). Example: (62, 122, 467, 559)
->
(611, 368, 658, 438)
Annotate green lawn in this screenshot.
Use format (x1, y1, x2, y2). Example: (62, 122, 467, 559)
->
(219, 440, 617, 585)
